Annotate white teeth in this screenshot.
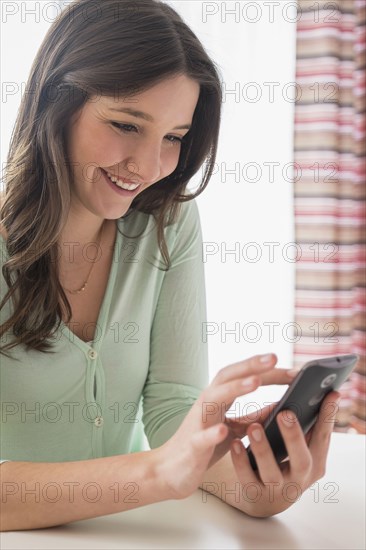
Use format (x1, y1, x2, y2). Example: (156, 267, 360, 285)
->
(106, 171, 140, 191)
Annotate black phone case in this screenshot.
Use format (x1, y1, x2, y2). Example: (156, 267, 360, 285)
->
(246, 354, 359, 470)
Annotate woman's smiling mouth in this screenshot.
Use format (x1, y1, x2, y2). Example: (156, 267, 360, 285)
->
(101, 169, 143, 196)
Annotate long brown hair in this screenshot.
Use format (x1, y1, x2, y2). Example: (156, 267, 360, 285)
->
(0, 0, 222, 356)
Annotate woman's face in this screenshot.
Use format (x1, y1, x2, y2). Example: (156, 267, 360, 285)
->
(66, 74, 200, 221)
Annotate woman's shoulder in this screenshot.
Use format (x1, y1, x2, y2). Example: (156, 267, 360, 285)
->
(171, 197, 201, 234)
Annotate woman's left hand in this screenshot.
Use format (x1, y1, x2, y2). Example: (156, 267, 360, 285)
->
(225, 390, 340, 517)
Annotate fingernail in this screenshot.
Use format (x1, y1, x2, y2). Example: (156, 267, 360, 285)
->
(251, 428, 262, 442)
(232, 440, 242, 455)
(242, 375, 257, 388)
(281, 410, 296, 427)
(260, 354, 272, 364)
(287, 369, 298, 378)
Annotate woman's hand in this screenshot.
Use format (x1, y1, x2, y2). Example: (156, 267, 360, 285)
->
(155, 353, 295, 500)
(227, 390, 340, 517)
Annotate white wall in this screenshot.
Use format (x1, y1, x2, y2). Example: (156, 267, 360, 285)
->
(0, 2, 62, 163)
(169, 1, 298, 408)
(1, 1, 297, 408)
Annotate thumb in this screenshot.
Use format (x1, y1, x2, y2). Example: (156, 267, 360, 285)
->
(190, 423, 229, 454)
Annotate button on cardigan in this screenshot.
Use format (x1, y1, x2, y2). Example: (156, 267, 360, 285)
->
(0, 199, 208, 463)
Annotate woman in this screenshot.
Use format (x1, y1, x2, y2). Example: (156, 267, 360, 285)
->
(0, 0, 339, 531)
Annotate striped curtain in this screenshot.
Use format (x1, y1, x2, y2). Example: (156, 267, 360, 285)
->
(294, 0, 366, 433)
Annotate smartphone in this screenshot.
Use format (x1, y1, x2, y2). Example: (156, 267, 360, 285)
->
(245, 353, 359, 470)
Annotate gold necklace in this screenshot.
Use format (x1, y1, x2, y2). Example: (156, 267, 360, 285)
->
(62, 222, 105, 295)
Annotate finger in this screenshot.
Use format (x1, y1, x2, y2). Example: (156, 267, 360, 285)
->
(260, 368, 298, 386)
(225, 403, 277, 430)
(305, 430, 313, 446)
(245, 423, 283, 484)
(200, 375, 263, 424)
(211, 354, 278, 386)
(230, 438, 259, 485)
(276, 410, 312, 478)
(308, 391, 340, 479)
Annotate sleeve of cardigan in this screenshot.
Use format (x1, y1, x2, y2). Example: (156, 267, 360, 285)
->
(142, 199, 209, 448)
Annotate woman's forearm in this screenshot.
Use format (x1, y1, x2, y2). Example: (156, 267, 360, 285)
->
(0, 448, 170, 531)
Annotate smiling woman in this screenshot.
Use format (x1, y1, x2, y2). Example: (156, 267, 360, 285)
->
(0, 0, 221, 354)
(0, 0, 340, 534)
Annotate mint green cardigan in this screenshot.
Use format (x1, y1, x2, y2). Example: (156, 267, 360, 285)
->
(0, 199, 208, 463)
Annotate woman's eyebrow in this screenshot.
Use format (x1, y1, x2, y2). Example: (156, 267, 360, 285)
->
(108, 106, 191, 130)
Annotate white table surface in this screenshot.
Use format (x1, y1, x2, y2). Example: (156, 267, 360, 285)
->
(2, 433, 365, 550)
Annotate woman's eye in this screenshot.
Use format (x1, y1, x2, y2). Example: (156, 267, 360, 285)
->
(112, 122, 138, 133)
(165, 135, 183, 144)
(111, 122, 183, 145)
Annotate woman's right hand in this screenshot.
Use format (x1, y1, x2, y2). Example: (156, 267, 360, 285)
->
(155, 353, 292, 500)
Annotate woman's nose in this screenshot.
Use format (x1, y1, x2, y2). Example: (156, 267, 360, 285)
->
(124, 142, 162, 185)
